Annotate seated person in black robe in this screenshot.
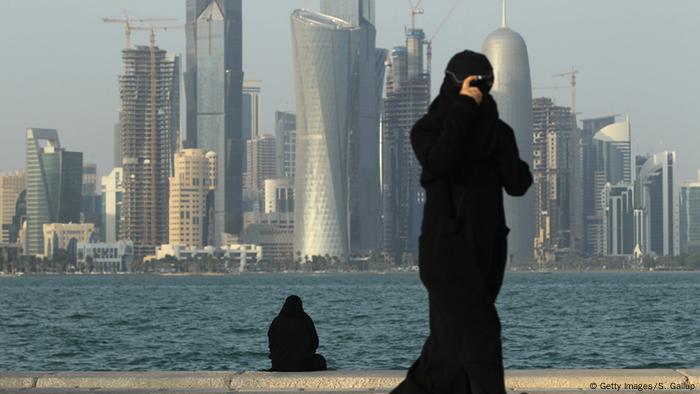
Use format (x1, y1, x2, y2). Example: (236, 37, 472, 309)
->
(267, 295, 327, 372)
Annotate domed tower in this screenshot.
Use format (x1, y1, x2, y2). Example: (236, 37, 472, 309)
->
(482, 0, 534, 264)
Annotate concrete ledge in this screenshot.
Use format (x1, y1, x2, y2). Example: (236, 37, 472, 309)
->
(0, 370, 697, 393)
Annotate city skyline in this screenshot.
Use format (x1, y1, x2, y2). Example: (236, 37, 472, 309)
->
(1, 1, 699, 184)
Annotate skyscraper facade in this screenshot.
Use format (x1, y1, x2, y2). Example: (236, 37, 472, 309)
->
(25, 128, 83, 256)
(482, 4, 534, 264)
(532, 97, 575, 264)
(321, 0, 386, 255)
(245, 135, 277, 194)
(604, 182, 635, 256)
(274, 111, 296, 180)
(169, 149, 214, 248)
(119, 46, 180, 258)
(185, 0, 244, 245)
(291, 9, 359, 261)
(382, 31, 430, 264)
(242, 80, 262, 142)
(680, 171, 700, 254)
(0, 171, 26, 243)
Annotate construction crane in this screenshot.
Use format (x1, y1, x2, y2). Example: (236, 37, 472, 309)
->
(553, 66, 579, 115)
(425, 0, 460, 76)
(102, 10, 178, 48)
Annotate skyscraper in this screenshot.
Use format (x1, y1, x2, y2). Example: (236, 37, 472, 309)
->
(274, 111, 296, 180)
(242, 80, 262, 142)
(119, 46, 180, 258)
(0, 171, 26, 243)
(321, 0, 386, 255)
(482, 1, 534, 264)
(586, 118, 632, 256)
(604, 182, 635, 256)
(169, 149, 215, 247)
(636, 151, 679, 256)
(382, 31, 430, 264)
(25, 129, 83, 256)
(291, 9, 359, 261)
(185, 0, 244, 245)
(532, 97, 575, 264)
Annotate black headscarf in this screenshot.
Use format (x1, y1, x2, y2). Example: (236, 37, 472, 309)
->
(279, 295, 304, 316)
(429, 50, 499, 135)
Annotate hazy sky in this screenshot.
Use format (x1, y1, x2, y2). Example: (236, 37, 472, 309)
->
(1, 1, 699, 181)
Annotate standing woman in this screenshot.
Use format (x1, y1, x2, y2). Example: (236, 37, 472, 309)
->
(391, 50, 532, 393)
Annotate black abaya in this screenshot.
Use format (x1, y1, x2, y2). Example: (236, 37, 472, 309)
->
(391, 50, 532, 394)
(267, 295, 327, 372)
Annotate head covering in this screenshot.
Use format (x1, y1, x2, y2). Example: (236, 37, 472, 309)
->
(429, 49, 499, 132)
(279, 295, 304, 316)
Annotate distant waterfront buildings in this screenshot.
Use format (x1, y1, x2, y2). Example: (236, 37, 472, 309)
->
(185, 0, 244, 244)
(76, 240, 134, 273)
(101, 167, 123, 244)
(81, 163, 101, 238)
(245, 135, 277, 194)
(26, 129, 83, 256)
(382, 29, 430, 264)
(264, 178, 294, 214)
(242, 80, 262, 141)
(0, 171, 26, 243)
(603, 182, 635, 256)
(482, 3, 535, 264)
(118, 46, 180, 258)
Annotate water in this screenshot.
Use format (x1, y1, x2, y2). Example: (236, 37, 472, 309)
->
(0, 272, 698, 371)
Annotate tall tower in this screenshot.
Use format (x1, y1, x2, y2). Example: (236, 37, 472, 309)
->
(169, 149, 213, 247)
(119, 46, 180, 258)
(320, 0, 386, 255)
(185, 0, 244, 245)
(382, 26, 431, 264)
(482, 0, 534, 264)
(291, 9, 360, 261)
(25, 129, 83, 256)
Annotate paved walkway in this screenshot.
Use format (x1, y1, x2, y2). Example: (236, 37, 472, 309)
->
(0, 369, 697, 393)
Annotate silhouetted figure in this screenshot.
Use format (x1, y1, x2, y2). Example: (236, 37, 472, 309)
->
(391, 50, 532, 393)
(268, 295, 327, 372)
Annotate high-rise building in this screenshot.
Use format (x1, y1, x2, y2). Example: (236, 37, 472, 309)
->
(532, 97, 575, 264)
(275, 111, 296, 179)
(118, 46, 180, 258)
(185, 0, 244, 245)
(169, 149, 215, 248)
(482, 2, 534, 264)
(584, 118, 632, 256)
(113, 123, 122, 167)
(81, 163, 101, 238)
(321, 0, 386, 256)
(603, 182, 635, 256)
(680, 171, 700, 254)
(635, 151, 679, 256)
(242, 80, 262, 142)
(101, 167, 123, 243)
(291, 9, 360, 261)
(82, 163, 98, 196)
(25, 129, 83, 256)
(245, 135, 277, 194)
(382, 32, 430, 264)
(575, 116, 616, 256)
(0, 171, 26, 243)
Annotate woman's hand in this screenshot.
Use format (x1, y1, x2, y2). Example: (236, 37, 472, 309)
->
(460, 75, 482, 105)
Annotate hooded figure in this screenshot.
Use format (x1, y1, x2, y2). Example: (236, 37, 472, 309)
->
(391, 50, 532, 393)
(267, 295, 327, 372)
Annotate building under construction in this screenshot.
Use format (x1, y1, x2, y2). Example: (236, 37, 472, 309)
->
(119, 45, 180, 258)
(381, 28, 431, 265)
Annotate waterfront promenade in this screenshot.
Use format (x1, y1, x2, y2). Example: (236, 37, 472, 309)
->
(0, 369, 698, 393)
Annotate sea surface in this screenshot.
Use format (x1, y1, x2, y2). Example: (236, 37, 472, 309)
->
(0, 272, 698, 371)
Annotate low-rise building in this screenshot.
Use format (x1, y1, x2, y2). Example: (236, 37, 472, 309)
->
(76, 240, 134, 272)
(43, 223, 94, 259)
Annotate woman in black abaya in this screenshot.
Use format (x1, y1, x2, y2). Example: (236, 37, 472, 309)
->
(391, 50, 532, 393)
